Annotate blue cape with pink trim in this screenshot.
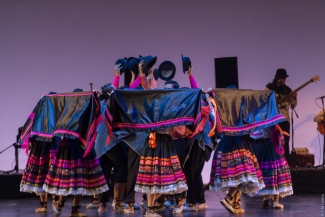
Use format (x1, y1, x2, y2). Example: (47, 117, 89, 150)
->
(109, 89, 212, 136)
(18, 91, 101, 157)
(209, 88, 286, 136)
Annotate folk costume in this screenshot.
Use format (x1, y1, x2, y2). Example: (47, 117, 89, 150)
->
(249, 126, 293, 208)
(18, 91, 108, 216)
(208, 88, 286, 214)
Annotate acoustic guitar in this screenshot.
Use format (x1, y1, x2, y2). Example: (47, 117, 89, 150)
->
(277, 75, 320, 104)
(318, 123, 325, 135)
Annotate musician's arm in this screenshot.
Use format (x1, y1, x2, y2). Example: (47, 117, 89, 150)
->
(314, 110, 325, 123)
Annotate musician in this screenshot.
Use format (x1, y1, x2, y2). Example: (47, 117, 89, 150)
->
(265, 68, 297, 165)
(314, 110, 325, 124)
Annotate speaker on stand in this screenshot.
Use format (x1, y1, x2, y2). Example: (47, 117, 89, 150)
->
(215, 57, 238, 88)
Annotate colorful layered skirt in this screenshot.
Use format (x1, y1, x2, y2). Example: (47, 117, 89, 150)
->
(20, 139, 57, 195)
(42, 138, 108, 196)
(135, 134, 188, 194)
(249, 138, 293, 198)
(209, 135, 265, 193)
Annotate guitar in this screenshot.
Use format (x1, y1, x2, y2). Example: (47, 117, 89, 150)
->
(318, 123, 325, 135)
(277, 75, 320, 104)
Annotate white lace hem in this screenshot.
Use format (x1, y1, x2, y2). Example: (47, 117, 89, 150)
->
(20, 185, 46, 195)
(42, 184, 109, 196)
(135, 181, 188, 195)
(247, 186, 293, 198)
(210, 176, 265, 194)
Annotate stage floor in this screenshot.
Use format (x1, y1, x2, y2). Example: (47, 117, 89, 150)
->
(0, 191, 322, 217)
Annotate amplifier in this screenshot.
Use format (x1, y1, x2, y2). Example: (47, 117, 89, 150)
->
(291, 148, 315, 167)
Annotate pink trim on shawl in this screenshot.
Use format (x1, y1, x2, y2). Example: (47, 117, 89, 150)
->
(20, 112, 36, 155)
(21, 129, 32, 155)
(20, 123, 32, 145)
(105, 118, 113, 147)
(189, 105, 211, 138)
(28, 112, 35, 119)
(104, 107, 114, 147)
(220, 115, 286, 132)
(105, 109, 112, 122)
(83, 115, 103, 157)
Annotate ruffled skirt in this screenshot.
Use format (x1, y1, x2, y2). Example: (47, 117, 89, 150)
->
(135, 134, 188, 194)
(43, 138, 108, 196)
(249, 138, 293, 198)
(20, 140, 57, 195)
(209, 135, 265, 193)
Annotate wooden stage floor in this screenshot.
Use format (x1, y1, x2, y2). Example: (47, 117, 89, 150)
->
(0, 191, 322, 217)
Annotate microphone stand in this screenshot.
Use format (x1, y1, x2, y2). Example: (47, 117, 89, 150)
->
(0, 142, 21, 174)
(291, 104, 299, 167)
(280, 84, 299, 167)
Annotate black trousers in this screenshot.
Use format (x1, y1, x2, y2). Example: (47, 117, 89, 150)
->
(98, 143, 128, 203)
(278, 120, 291, 164)
(125, 147, 140, 204)
(183, 141, 206, 204)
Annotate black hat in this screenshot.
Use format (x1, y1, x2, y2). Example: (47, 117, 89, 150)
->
(115, 58, 128, 74)
(153, 68, 159, 81)
(73, 88, 83, 92)
(127, 58, 141, 75)
(100, 83, 115, 100)
(101, 83, 116, 95)
(141, 55, 157, 75)
(158, 61, 176, 81)
(275, 68, 289, 78)
(182, 54, 191, 73)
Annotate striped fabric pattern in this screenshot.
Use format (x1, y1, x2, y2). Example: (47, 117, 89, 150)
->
(135, 134, 188, 194)
(249, 139, 293, 198)
(43, 139, 108, 196)
(20, 141, 56, 194)
(209, 135, 265, 193)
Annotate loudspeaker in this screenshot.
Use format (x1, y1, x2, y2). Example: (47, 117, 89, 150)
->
(214, 57, 238, 88)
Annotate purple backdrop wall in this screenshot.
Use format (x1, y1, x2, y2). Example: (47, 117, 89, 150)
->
(1, 1, 324, 181)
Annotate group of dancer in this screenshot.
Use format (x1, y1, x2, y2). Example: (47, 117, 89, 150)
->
(18, 56, 295, 217)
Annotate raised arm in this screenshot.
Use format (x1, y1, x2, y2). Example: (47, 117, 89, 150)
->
(112, 64, 122, 89)
(130, 75, 141, 89)
(130, 71, 135, 85)
(188, 66, 198, 88)
(138, 61, 157, 90)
